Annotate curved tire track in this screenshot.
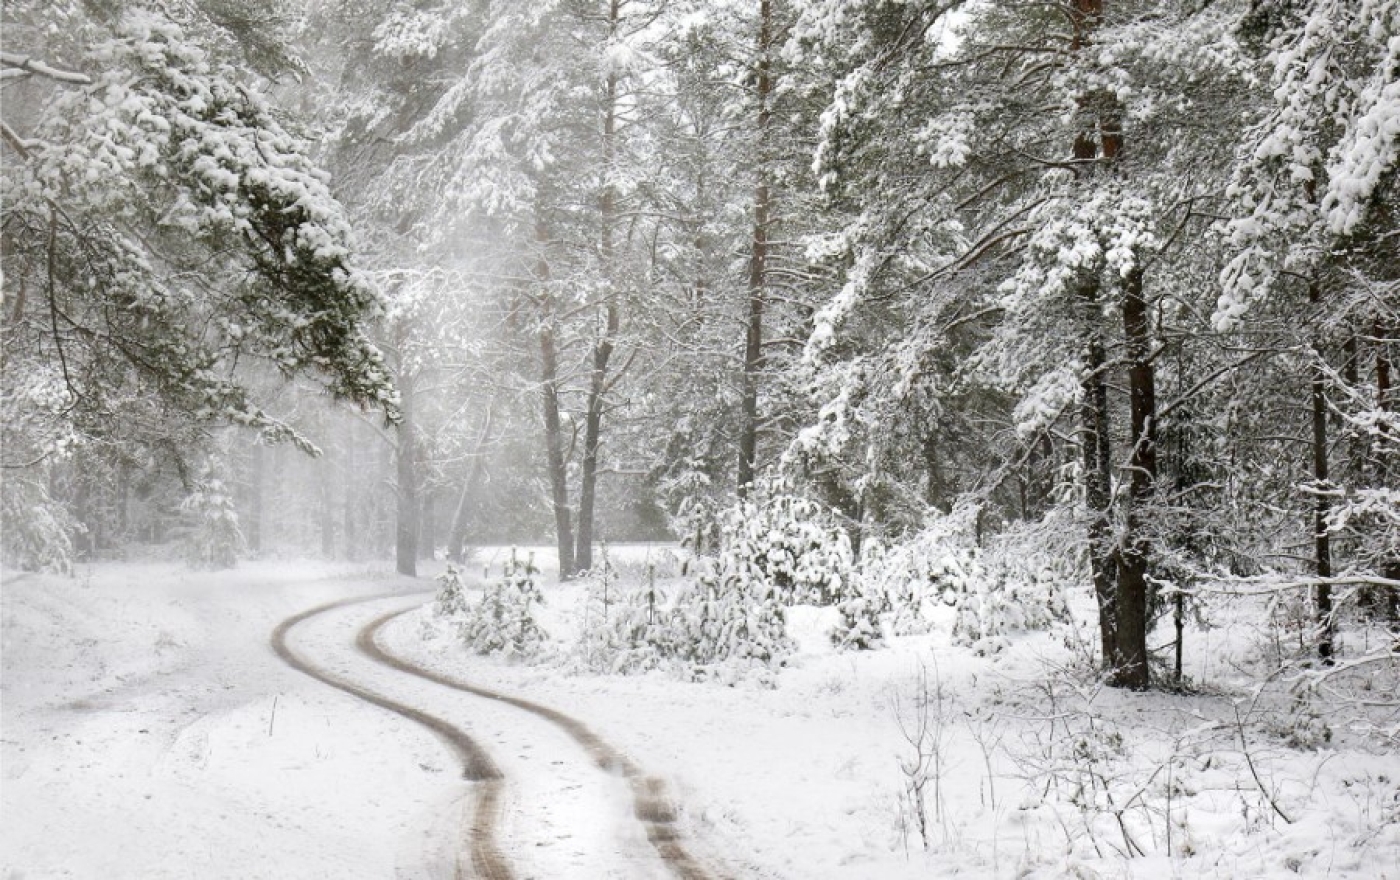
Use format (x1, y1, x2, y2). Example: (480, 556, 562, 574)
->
(359, 604, 721, 880)
(270, 595, 513, 880)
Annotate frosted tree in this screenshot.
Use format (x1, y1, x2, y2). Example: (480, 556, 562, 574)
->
(1, 4, 397, 569)
(1222, 0, 1400, 654)
(792, 0, 1263, 687)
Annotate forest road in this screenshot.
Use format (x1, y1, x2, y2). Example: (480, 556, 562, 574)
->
(271, 594, 511, 879)
(272, 592, 722, 880)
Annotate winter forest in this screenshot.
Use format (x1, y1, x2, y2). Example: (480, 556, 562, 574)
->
(2, 0, 1399, 878)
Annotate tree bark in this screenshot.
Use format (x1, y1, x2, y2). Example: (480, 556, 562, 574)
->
(1375, 317, 1399, 622)
(1115, 267, 1155, 689)
(576, 2, 623, 575)
(1080, 280, 1119, 673)
(246, 441, 263, 555)
(419, 487, 436, 561)
(536, 213, 576, 580)
(1309, 281, 1334, 662)
(319, 448, 335, 558)
(342, 425, 357, 560)
(737, 0, 773, 498)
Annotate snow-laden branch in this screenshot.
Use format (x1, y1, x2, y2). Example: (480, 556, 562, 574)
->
(1185, 573, 1400, 597)
(0, 121, 41, 158)
(0, 51, 92, 85)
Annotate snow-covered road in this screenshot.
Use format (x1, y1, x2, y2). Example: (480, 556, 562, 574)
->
(273, 592, 716, 879)
(1, 563, 721, 880)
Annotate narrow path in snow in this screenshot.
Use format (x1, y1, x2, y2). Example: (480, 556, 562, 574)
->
(360, 605, 718, 880)
(270, 595, 513, 880)
(273, 592, 721, 880)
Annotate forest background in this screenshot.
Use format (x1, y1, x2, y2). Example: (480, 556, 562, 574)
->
(2, 0, 1398, 694)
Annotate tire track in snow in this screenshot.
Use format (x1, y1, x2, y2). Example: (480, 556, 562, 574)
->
(270, 595, 513, 880)
(359, 603, 721, 880)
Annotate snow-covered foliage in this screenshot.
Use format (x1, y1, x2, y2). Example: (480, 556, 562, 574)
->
(0, 475, 78, 574)
(442, 551, 549, 660)
(666, 556, 795, 676)
(178, 473, 245, 570)
(1219, 0, 1400, 328)
(1, 12, 397, 479)
(433, 563, 472, 620)
(707, 487, 856, 607)
(573, 556, 673, 675)
(952, 517, 1076, 654)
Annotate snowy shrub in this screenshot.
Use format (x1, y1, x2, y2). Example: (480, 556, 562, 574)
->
(0, 475, 77, 574)
(853, 515, 986, 639)
(950, 516, 1073, 652)
(829, 541, 892, 649)
(455, 550, 548, 659)
(829, 587, 889, 650)
(669, 553, 795, 672)
(575, 558, 673, 675)
(179, 476, 244, 570)
(844, 510, 1072, 654)
(711, 487, 856, 606)
(434, 563, 471, 618)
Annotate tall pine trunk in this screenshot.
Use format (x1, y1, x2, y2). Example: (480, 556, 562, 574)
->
(1115, 267, 1156, 689)
(342, 427, 358, 560)
(1071, 0, 1120, 676)
(737, 0, 772, 498)
(246, 441, 263, 555)
(536, 213, 576, 580)
(1080, 280, 1119, 673)
(1309, 280, 1334, 662)
(576, 4, 623, 574)
(1375, 318, 1399, 621)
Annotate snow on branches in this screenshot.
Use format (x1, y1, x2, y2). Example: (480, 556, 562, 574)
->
(1, 12, 397, 471)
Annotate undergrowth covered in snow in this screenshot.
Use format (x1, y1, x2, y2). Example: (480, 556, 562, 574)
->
(413, 541, 1400, 879)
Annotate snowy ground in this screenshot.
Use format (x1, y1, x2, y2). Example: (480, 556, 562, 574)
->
(4, 550, 1398, 879)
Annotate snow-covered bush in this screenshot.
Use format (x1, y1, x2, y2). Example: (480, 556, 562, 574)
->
(454, 550, 548, 659)
(574, 558, 673, 674)
(712, 488, 855, 606)
(829, 586, 889, 650)
(950, 516, 1073, 653)
(434, 563, 471, 619)
(669, 553, 795, 673)
(839, 510, 1073, 654)
(854, 535, 949, 638)
(0, 475, 77, 574)
(829, 540, 892, 649)
(179, 476, 244, 570)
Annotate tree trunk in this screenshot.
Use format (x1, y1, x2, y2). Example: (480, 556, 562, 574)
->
(1375, 318, 1399, 622)
(737, 0, 773, 498)
(536, 214, 576, 580)
(395, 370, 419, 577)
(1115, 267, 1155, 689)
(319, 452, 335, 558)
(1080, 279, 1119, 673)
(575, 320, 614, 574)
(1309, 281, 1334, 663)
(576, 6, 623, 575)
(1070, 0, 1117, 669)
(419, 488, 436, 561)
(447, 404, 495, 564)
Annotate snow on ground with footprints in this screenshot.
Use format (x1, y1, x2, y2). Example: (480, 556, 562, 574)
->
(3, 546, 1398, 879)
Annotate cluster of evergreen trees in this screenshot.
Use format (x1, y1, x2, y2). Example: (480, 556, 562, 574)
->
(3, 1, 1395, 688)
